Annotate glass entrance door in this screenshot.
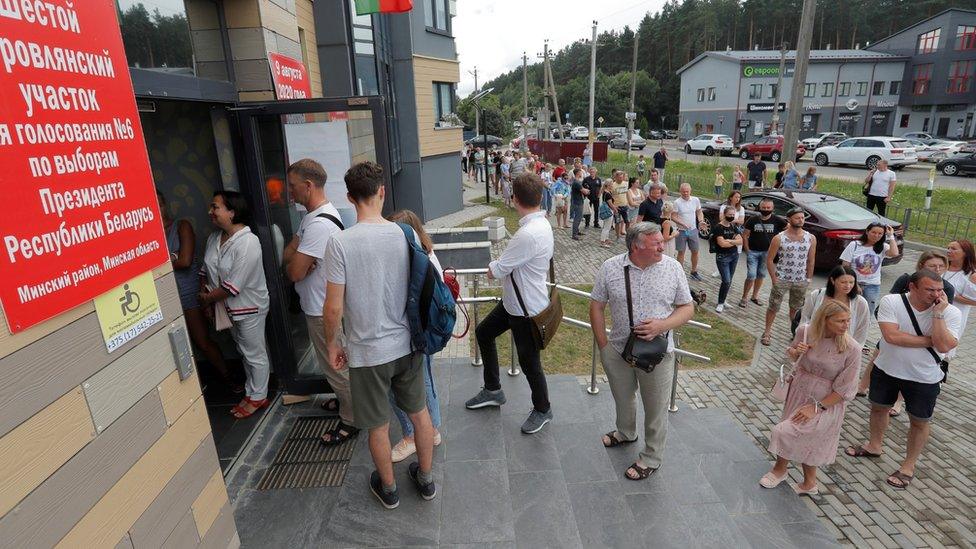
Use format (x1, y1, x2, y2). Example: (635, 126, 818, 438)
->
(233, 97, 392, 396)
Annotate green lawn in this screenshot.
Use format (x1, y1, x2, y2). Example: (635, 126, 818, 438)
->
(459, 197, 521, 229)
(469, 285, 753, 376)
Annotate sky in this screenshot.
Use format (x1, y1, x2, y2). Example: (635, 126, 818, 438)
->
(454, 0, 669, 98)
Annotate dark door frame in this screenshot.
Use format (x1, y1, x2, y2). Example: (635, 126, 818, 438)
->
(231, 96, 392, 396)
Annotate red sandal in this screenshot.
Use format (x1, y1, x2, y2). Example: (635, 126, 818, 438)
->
(231, 397, 269, 419)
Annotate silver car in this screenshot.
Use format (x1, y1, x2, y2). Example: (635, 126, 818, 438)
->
(610, 133, 646, 150)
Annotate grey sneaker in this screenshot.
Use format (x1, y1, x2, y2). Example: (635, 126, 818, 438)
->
(465, 387, 507, 409)
(521, 409, 553, 434)
(690, 271, 704, 281)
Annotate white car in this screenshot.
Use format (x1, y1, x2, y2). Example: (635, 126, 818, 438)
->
(813, 137, 917, 169)
(570, 126, 589, 140)
(930, 140, 969, 155)
(904, 138, 947, 163)
(801, 132, 847, 149)
(684, 134, 735, 156)
(901, 131, 933, 140)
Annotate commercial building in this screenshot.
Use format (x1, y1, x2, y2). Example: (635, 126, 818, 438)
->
(0, 1, 460, 547)
(677, 8, 976, 142)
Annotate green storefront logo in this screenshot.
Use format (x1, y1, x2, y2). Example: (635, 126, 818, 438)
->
(742, 65, 794, 78)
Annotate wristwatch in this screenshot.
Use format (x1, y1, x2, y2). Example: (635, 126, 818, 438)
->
(814, 400, 826, 412)
(934, 313, 946, 320)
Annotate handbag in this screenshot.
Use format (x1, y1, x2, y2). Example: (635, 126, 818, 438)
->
(583, 200, 592, 216)
(442, 268, 470, 339)
(621, 265, 669, 372)
(862, 170, 874, 197)
(772, 323, 807, 402)
(900, 294, 949, 383)
(598, 201, 614, 220)
(205, 284, 232, 331)
(510, 258, 563, 350)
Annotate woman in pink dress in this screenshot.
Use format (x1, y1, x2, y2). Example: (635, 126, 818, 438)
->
(759, 300, 861, 495)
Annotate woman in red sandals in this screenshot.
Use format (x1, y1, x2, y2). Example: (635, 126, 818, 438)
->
(200, 191, 272, 419)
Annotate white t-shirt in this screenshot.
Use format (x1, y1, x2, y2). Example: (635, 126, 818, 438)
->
(875, 293, 961, 384)
(673, 196, 701, 231)
(840, 241, 889, 286)
(869, 169, 896, 197)
(294, 202, 343, 316)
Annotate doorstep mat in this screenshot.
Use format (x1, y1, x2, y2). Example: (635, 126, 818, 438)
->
(256, 417, 355, 489)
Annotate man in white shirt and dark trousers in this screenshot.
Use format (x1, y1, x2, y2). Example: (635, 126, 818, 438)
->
(282, 159, 357, 444)
(465, 173, 556, 434)
(846, 270, 960, 490)
(865, 159, 896, 217)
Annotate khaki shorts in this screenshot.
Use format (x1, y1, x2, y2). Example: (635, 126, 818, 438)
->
(768, 280, 809, 312)
(349, 352, 425, 430)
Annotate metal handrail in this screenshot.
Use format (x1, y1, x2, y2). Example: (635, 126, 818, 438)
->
(452, 266, 712, 411)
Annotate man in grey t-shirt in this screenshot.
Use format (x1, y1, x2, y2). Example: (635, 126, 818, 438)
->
(323, 161, 436, 509)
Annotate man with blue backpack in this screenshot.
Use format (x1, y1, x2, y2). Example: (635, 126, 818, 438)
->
(466, 172, 556, 434)
(324, 161, 441, 509)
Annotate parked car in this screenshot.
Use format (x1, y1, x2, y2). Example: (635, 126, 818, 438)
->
(700, 190, 904, 271)
(684, 134, 735, 156)
(738, 135, 806, 162)
(663, 130, 678, 139)
(931, 140, 969, 155)
(936, 151, 976, 176)
(610, 133, 646, 150)
(813, 137, 917, 169)
(901, 132, 934, 140)
(646, 130, 664, 140)
(570, 126, 589, 140)
(904, 138, 947, 163)
(596, 132, 620, 142)
(465, 134, 504, 147)
(801, 132, 848, 150)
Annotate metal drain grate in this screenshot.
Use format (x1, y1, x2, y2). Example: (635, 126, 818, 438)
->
(257, 417, 356, 490)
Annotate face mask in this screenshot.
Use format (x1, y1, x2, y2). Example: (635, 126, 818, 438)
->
(725, 216, 735, 222)
(760, 209, 773, 217)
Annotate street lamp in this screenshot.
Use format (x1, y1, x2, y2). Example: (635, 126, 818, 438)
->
(469, 87, 495, 205)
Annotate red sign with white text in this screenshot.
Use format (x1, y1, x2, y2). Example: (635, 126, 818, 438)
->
(268, 52, 312, 99)
(0, 0, 169, 332)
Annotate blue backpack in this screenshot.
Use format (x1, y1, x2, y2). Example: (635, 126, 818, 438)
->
(396, 223, 457, 355)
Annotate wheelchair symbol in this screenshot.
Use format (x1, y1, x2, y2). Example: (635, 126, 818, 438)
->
(119, 284, 141, 316)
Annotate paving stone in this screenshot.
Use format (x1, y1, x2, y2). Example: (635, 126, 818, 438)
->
(440, 460, 515, 545)
(508, 471, 582, 549)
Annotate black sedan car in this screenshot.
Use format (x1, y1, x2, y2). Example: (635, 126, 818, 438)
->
(465, 135, 504, 147)
(936, 151, 976, 176)
(700, 190, 904, 271)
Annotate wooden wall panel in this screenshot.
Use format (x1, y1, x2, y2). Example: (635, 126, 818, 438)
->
(158, 369, 203, 426)
(197, 503, 238, 549)
(224, 0, 260, 28)
(0, 392, 167, 548)
(413, 56, 463, 158)
(0, 387, 95, 517)
(55, 398, 211, 548)
(296, 0, 321, 97)
(0, 262, 172, 360)
(259, 0, 300, 42)
(0, 272, 180, 438)
(191, 470, 229, 539)
(160, 510, 201, 549)
(128, 435, 218, 548)
(83, 325, 183, 432)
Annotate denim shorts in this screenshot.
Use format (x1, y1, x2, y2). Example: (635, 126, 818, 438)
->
(746, 250, 768, 279)
(869, 365, 940, 421)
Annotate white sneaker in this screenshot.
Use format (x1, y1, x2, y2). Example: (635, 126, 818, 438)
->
(434, 430, 442, 446)
(391, 439, 416, 463)
(715, 303, 725, 313)
(711, 270, 720, 277)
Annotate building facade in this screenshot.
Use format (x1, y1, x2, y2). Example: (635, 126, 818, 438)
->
(677, 9, 976, 142)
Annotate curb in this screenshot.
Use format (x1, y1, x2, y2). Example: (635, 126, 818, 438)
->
(903, 239, 945, 253)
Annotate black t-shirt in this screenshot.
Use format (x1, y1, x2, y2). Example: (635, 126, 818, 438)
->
(571, 180, 585, 205)
(602, 190, 613, 205)
(710, 222, 741, 255)
(637, 197, 664, 224)
(747, 161, 767, 182)
(653, 151, 667, 169)
(774, 171, 785, 187)
(743, 214, 787, 251)
(583, 176, 602, 201)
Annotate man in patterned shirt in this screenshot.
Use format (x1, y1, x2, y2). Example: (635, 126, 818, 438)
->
(761, 207, 817, 346)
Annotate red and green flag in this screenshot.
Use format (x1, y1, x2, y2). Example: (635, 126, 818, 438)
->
(354, 0, 413, 15)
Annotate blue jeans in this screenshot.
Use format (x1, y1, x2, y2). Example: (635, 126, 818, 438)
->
(746, 250, 768, 280)
(543, 187, 553, 212)
(716, 252, 739, 305)
(571, 202, 583, 237)
(860, 283, 881, 315)
(389, 354, 440, 436)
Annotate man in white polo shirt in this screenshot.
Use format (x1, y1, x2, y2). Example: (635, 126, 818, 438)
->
(846, 270, 960, 490)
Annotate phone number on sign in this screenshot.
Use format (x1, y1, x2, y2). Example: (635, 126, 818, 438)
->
(105, 309, 163, 352)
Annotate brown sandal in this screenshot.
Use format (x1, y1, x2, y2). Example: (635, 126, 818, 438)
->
(602, 431, 637, 448)
(845, 445, 882, 458)
(625, 462, 656, 481)
(761, 333, 772, 346)
(886, 470, 913, 490)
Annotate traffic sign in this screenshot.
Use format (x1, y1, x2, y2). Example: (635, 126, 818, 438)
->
(625, 111, 637, 121)
(598, 116, 604, 124)
(521, 117, 530, 124)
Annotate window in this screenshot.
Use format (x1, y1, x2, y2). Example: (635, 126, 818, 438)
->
(913, 64, 933, 95)
(856, 82, 868, 96)
(957, 25, 976, 50)
(838, 82, 851, 96)
(947, 60, 975, 94)
(707, 87, 716, 101)
(873, 81, 885, 95)
(424, 0, 450, 33)
(432, 82, 456, 126)
(749, 84, 762, 99)
(769, 83, 778, 99)
(697, 88, 705, 102)
(821, 82, 834, 97)
(889, 81, 901, 95)
(899, 114, 910, 128)
(922, 117, 930, 132)
(917, 28, 941, 54)
(804, 83, 816, 97)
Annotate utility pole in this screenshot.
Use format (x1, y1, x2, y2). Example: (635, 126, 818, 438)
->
(588, 20, 597, 156)
(537, 42, 550, 141)
(770, 42, 788, 135)
(468, 67, 479, 136)
(546, 52, 564, 142)
(625, 30, 639, 160)
(521, 51, 528, 152)
(783, 0, 816, 160)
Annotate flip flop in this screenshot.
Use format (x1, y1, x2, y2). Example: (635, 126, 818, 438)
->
(750, 298, 763, 306)
(761, 333, 772, 346)
(886, 470, 913, 490)
(320, 397, 340, 413)
(845, 445, 882, 458)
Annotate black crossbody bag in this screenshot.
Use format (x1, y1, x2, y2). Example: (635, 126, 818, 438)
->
(621, 265, 669, 372)
(900, 294, 949, 383)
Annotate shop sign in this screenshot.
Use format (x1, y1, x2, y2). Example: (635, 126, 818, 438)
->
(803, 104, 823, 111)
(876, 99, 896, 108)
(738, 119, 752, 128)
(838, 113, 862, 121)
(747, 103, 787, 113)
(268, 52, 312, 99)
(742, 65, 795, 78)
(845, 99, 860, 111)
(0, 1, 169, 333)
(94, 272, 163, 353)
